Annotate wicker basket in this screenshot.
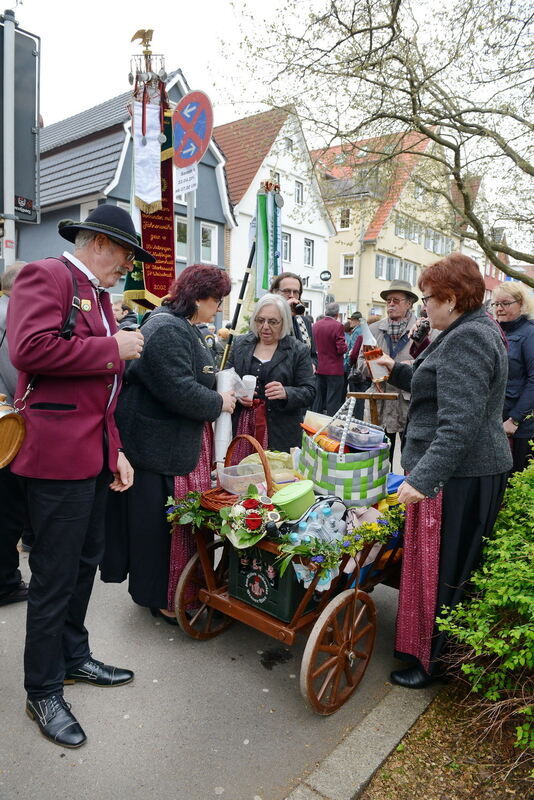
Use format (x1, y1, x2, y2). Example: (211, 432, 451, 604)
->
(200, 434, 274, 510)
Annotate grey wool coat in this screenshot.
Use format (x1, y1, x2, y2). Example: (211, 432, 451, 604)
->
(226, 332, 315, 452)
(115, 307, 223, 476)
(389, 308, 513, 497)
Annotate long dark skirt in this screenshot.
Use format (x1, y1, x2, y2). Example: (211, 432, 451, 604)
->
(100, 469, 173, 610)
(395, 472, 508, 675)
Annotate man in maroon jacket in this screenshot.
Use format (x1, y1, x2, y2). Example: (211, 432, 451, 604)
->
(7, 205, 153, 748)
(312, 302, 347, 415)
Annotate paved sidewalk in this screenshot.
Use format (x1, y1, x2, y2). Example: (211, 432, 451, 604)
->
(0, 550, 435, 800)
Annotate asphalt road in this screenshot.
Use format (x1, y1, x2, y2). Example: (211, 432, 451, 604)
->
(0, 549, 403, 800)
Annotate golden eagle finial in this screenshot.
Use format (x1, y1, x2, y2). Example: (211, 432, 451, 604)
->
(131, 29, 154, 55)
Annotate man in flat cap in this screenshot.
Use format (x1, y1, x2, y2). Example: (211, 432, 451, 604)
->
(357, 279, 419, 458)
(7, 205, 154, 748)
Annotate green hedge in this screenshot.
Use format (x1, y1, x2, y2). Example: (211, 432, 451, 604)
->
(437, 461, 534, 759)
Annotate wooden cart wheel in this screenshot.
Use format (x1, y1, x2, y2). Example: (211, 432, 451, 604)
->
(300, 588, 376, 715)
(174, 539, 233, 640)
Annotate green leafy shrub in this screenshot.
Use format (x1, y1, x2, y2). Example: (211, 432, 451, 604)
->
(437, 461, 534, 771)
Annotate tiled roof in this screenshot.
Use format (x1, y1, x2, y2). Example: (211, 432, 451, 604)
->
(40, 129, 125, 206)
(40, 92, 131, 153)
(213, 108, 290, 206)
(312, 131, 432, 241)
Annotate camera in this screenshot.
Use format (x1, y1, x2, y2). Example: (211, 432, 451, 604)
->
(294, 302, 306, 315)
(410, 318, 430, 343)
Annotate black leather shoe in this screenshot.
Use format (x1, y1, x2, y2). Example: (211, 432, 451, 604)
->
(64, 657, 134, 687)
(390, 666, 439, 688)
(149, 607, 178, 626)
(26, 694, 86, 748)
(0, 581, 29, 606)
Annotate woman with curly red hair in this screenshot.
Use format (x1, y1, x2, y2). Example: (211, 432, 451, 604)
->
(101, 265, 235, 624)
(376, 253, 512, 687)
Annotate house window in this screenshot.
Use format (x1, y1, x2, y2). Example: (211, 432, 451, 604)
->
(414, 183, 426, 202)
(386, 256, 401, 280)
(339, 209, 351, 229)
(402, 260, 418, 286)
(284, 137, 293, 152)
(375, 253, 387, 279)
(342, 255, 354, 277)
(282, 232, 292, 262)
(334, 153, 346, 165)
(272, 171, 281, 187)
(395, 214, 405, 238)
(200, 222, 218, 264)
(176, 217, 187, 260)
(303, 238, 314, 266)
(295, 180, 304, 205)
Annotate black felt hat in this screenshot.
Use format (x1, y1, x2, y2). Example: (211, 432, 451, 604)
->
(58, 204, 156, 264)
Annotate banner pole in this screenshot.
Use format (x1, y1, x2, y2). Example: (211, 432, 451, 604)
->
(220, 240, 256, 370)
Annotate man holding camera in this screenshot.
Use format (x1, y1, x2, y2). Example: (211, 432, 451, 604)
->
(270, 272, 317, 369)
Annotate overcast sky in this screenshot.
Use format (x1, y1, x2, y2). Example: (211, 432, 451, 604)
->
(13, 0, 278, 128)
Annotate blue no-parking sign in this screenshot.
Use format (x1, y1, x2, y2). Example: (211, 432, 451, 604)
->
(172, 90, 213, 169)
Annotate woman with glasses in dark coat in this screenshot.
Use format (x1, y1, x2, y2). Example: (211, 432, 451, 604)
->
(102, 265, 235, 625)
(226, 293, 315, 460)
(491, 281, 534, 473)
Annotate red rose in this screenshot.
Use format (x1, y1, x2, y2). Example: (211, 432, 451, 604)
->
(245, 512, 263, 530)
(262, 504, 275, 511)
(243, 498, 260, 509)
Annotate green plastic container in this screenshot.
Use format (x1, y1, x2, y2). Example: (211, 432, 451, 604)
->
(271, 480, 315, 520)
(228, 547, 319, 623)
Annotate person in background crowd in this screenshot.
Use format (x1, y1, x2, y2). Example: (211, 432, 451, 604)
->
(227, 293, 315, 458)
(112, 300, 138, 330)
(344, 311, 362, 393)
(492, 281, 534, 472)
(344, 312, 362, 366)
(0, 262, 31, 605)
(102, 265, 235, 626)
(357, 280, 419, 459)
(8, 205, 147, 748)
(270, 272, 317, 369)
(312, 302, 347, 415)
(375, 254, 512, 688)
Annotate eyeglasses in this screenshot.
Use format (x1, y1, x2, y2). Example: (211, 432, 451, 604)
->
(279, 288, 301, 298)
(108, 236, 135, 263)
(385, 297, 409, 305)
(490, 300, 519, 309)
(256, 317, 282, 328)
(421, 295, 434, 306)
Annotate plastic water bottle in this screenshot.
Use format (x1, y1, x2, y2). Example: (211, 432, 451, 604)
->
(306, 512, 323, 539)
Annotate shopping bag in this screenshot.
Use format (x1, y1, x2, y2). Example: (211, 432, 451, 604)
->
(298, 429, 390, 506)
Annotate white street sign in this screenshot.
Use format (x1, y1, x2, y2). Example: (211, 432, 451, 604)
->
(174, 163, 198, 197)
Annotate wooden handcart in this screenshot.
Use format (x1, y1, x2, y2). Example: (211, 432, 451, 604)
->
(174, 435, 402, 716)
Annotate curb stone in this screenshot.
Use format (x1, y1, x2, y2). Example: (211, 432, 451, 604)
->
(284, 684, 440, 800)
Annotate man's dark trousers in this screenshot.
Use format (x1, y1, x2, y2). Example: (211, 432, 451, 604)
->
(22, 470, 110, 700)
(0, 466, 27, 599)
(313, 374, 345, 416)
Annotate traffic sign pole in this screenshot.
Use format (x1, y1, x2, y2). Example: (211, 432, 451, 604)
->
(2, 9, 16, 267)
(186, 191, 195, 266)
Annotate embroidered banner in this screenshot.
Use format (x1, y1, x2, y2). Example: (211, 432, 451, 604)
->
(124, 112, 176, 309)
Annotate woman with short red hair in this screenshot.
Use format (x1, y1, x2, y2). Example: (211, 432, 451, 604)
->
(102, 265, 235, 625)
(376, 253, 512, 687)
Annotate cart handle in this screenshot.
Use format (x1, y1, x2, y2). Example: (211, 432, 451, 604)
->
(224, 434, 275, 498)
